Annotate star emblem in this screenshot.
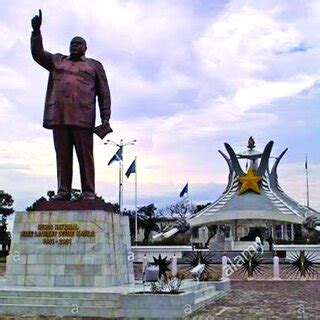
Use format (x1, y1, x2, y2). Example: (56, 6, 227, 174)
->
(238, 167, 262, 195)
(152, 254, 171, 278)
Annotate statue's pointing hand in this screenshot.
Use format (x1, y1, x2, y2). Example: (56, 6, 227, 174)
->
(31, 9, 42, 34)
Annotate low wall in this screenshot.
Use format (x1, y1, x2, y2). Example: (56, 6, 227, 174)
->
(133, 263, 320, 280)
(232, 241, 268, 251)
(274, 244, 320, 262)
(132, 245, 194, 262)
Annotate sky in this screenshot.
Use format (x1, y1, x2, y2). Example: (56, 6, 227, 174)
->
(0, 0, 320, 212)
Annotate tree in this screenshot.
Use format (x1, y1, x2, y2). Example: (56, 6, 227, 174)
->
(138, 204, 159, 243)
(159, 200, 196, 218)
(195, 203, 211, 213)
(70, 189, 81, 200)
(25, 196, 47, 211)
(0, 190, 14, 252)
(47, 190, 55, 200)
(109, 202, 120, 214)
(205, 225, 218, 247)
(122, 208, 138, 241)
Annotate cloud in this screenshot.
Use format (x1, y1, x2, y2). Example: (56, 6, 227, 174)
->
(0, 163, 30, 170)
(277, 42, 311, 54)
(232, 75, 316, 111)
(0, 65, 31, 91)
(195, 4, 301, 81)
(0, 93, 13, 121)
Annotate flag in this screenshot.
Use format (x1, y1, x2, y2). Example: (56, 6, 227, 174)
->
(305, 154, 308, 170)
(125, 159, 136, 178)
(179, 183, 188, 197)
(108, 147, 123, 165)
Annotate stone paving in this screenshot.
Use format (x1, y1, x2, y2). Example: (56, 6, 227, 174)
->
(0, 265, 5, 277)
(189, 281, 320, 319)
(0, 263, 319, 319)
(0, 281, 318, 319)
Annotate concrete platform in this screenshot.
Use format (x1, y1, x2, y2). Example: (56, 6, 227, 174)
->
(6, 210, 134, 287)
(0, 278, 230, 318)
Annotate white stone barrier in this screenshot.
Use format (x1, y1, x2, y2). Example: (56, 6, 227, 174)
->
(171, 254, 177, 276)
(273, 255, 280, 279)
(142, 253, 148, 274)
(222, 255, 229, 279)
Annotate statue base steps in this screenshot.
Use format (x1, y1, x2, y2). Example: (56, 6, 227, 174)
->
(0, 279, 230, 318)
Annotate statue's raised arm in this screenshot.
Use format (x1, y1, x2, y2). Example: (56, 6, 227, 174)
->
(30, 9, 53, 71)
(31, 9, 42, 35)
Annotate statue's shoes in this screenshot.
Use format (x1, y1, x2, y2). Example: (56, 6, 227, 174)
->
(81, 194, 95, 200)
(52, 194, 71, 201)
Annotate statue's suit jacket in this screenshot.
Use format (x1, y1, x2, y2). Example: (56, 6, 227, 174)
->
(31, 32, 111, 131)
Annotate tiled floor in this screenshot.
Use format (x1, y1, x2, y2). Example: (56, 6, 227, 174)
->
(189, 281, 320, 319)
(0, 265, 5, 277)
(1, 263, 319, 319)
(0, 281, 318, 319)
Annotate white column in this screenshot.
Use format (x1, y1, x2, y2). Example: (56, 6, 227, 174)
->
(171, 254, 177, 277)
(281, 224, 284, 240)
(222, 255, 229, 279)
(291, 224, 294, 240)
(142, 254, 148, 276)
(216, 224, 221, 243)
(273, 254, 280, 279)
(234, 220, 238, 241)
(284, 223, 288, 240)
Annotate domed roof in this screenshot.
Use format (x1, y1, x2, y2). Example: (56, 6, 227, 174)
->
(190, 139, 320, 227)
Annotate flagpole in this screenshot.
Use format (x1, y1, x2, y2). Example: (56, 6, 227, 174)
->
(120, 142, 124, 213)
(135, 156, 138, 245)
(305, 154, 310, 207)
(104, 139, 136, 214)
(119, 141, 123, 213)
(187, 181, 189, 198)
(119, 156, 122, 212)
(186, 181, 191, 213)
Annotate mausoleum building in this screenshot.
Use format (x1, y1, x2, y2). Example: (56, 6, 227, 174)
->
(190, 138, 320, 250)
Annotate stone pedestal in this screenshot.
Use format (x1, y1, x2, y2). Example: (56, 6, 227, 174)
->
(273, 255, 280, 280)
(5, 210, 134, 287)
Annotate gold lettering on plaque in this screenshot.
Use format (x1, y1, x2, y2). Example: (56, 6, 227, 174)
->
(20, 223, 95, 245)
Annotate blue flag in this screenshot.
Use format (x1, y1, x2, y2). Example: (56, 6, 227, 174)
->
(179, 183, 188, 197)
(305, 155, 308, 170)
(125, 159, 136, 178)
(108, 147, 123, 165)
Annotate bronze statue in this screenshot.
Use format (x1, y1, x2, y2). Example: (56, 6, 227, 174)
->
(31, 10, 112, 200)
(302, 215, 320, 241)
(304, 215, 320, 231)
(152, 218, 192, 245)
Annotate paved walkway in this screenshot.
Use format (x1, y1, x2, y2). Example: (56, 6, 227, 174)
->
(0, 266, 5, 278)
(190, 281, 320, 319)
(0, 263, 319, 320)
